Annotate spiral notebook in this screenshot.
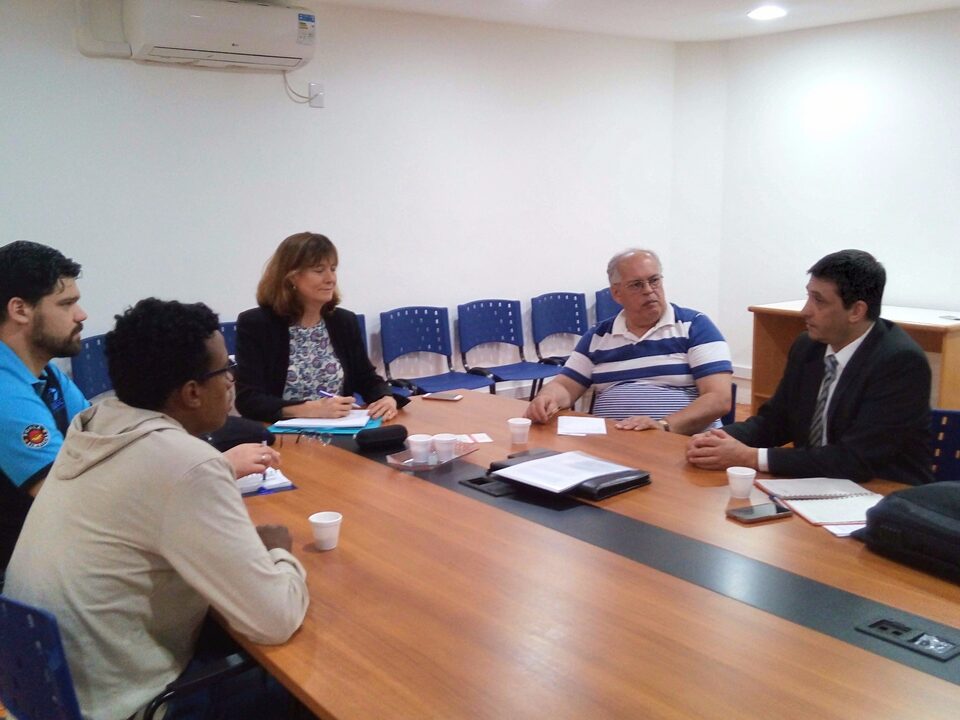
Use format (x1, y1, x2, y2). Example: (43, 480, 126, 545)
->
(756, 477, 881, 525)
(756, 477, 873, 500)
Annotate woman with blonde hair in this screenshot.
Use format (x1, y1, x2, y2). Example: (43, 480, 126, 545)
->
(235, 232, 407, 422)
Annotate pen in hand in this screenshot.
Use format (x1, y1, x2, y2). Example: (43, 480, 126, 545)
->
(317, 388, 362, 409)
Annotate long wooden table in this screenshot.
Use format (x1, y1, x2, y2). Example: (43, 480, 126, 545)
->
(749, 301, 960, 414)
(241, 393, 960, 719)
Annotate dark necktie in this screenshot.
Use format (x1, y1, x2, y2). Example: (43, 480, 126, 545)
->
(808, 354, 839, 448)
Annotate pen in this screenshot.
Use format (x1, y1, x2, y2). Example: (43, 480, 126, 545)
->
(317, 388, 362, 409)
(260, 440, 269, 484)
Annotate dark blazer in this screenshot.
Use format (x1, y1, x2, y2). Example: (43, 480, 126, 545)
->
(725, 320, 933, 485)
(235, 305, 408, 423)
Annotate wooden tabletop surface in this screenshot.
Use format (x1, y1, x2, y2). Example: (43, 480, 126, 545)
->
(241, 392, 960, 719)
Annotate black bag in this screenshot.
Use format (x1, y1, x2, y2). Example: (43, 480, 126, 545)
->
(852, 481, 960, 583)
(205, 416, 274, 452)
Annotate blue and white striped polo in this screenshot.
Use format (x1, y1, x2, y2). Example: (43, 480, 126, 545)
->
(560, 304, 732, 421)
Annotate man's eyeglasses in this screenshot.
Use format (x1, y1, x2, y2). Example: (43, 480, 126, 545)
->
(198, 360, 237, 383)
(617, 275, 663, 293)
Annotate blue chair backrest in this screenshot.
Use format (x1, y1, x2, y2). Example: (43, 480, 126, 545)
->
(70, 334, 111, 398)
(595, 288, 623, 323)
(530, 292, 588, 344)
(456, 299, 524, 354)
(220, 321, 238, 355)
(0, 595, 83, 720)
(355, 313, 367, 353)
(380, 306, 454, 365)
(931, 409, 960, 481)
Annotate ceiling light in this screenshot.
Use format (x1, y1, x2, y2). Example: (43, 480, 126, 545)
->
(748, 5, 788, 21)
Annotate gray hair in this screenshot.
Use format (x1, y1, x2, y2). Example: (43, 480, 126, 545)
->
(606, 249, 662, 283)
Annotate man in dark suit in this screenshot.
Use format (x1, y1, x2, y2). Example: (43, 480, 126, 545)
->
(687, 250, 933, 485)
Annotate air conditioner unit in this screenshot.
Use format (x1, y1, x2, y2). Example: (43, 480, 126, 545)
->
(122, 0, 316, 70)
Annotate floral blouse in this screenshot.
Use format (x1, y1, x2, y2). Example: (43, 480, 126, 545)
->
(282, 321, 345, 401)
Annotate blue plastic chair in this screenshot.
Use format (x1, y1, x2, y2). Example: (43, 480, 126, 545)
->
(721, 382, 738, 426)
(530, 292, 588, 366)
(595, 288, 623, 323)
(219, 321, 238, 356)
(931, 409, 960, 481)
(380, 306, 495, 395)
(70, 334, 112, 399)
(0, 595, 256, 720)
(0, 595, 83, 720)
(355, 313, 367, 353)
(456, 299, 561, 400)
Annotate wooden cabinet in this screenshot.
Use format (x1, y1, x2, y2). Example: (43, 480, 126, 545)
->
(749, 301, 960, 414)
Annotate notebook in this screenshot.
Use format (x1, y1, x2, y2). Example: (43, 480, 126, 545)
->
(783, 494, 883, 526)
(756, 477, 873, 500)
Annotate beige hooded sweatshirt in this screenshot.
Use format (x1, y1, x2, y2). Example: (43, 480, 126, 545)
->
(5, 397, 308, 720)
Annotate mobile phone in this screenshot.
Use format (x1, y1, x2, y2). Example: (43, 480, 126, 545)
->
(726, 502, 793, 524)
(423, 392, 463, 401)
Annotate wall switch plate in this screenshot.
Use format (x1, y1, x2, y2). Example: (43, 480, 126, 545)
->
(309, 83, 324, 108)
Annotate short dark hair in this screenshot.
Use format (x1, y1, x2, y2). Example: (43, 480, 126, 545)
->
(808, 249, 886, 320)
(0, 241, 82, 322)
(106, 298, 220, 410)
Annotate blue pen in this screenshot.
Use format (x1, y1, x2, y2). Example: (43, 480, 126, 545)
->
(317, 388, 362, 409)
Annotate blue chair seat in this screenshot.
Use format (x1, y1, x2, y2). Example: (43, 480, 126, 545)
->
(403, 370, 494, 395)
(483, 361, 561, 384)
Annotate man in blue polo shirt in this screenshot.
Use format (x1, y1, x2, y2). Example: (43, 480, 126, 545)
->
(0, 241, 89, 585)
(526, 248, 733, 435)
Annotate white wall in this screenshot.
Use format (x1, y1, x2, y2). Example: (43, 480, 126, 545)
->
(0, 0, 675, 364)
(2, 1, 958, 380)
(713, 10, 960, 368)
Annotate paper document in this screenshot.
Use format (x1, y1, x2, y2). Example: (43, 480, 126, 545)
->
(273, 409, 370, 429)
(492, 451, 635, 493)
(823, 523, 866, 537)
(557, 416, 607, 436)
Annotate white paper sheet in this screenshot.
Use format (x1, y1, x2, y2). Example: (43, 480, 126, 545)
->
(557, 416, 607, 436)
(273, 409, 371, 428)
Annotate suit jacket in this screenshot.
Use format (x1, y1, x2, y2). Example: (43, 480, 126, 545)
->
(725, 320, 933, 485)
(235, 305, 408, 423)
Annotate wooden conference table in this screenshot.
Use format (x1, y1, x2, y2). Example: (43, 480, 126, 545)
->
(241, 393, 960, 719)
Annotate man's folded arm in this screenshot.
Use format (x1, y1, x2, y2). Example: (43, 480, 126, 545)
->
(162, 458, 309, 645)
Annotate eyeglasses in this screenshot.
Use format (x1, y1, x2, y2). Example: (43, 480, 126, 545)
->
(617, 275, 663, 293)
(198, 360, 237, 383)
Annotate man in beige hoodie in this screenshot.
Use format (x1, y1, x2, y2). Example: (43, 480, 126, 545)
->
(5, 298, 309, 720)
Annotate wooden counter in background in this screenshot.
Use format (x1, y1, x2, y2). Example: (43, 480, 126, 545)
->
(749, 301, 960, 414)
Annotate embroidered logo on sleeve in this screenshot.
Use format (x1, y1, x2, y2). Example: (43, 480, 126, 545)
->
(22, 424, 50, 449)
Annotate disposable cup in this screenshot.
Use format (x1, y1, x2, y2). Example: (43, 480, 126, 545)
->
(407, 434, 434, 463)
(727, 466, 757, 499)
(432, 433, 458, 462)
(508, 417, 532, 444)
(308, 511, 342, 551)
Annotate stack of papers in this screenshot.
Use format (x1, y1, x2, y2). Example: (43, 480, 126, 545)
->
(491, 451, 636, 493)
(268, 410, 381, 435)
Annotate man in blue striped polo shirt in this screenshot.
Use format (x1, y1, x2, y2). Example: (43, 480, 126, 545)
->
(526, 249, 733, 435)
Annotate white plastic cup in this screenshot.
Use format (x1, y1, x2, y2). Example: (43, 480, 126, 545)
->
(309, 511, 342, 551)
(727, 466, 757, 499)
(508, 417, 532, 444)
(432, 433, 458, 462)
(407, 434, 434, 463)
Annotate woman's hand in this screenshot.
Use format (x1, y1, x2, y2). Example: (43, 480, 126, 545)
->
(291, 396, 355, 419)
(223, 443, 281, 478)
(366, 395, 399, 421)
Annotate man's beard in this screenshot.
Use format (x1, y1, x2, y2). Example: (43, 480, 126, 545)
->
(32, 315, 83, 358)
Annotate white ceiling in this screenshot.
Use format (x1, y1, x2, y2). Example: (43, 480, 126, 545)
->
(320, 0, 960, 41)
